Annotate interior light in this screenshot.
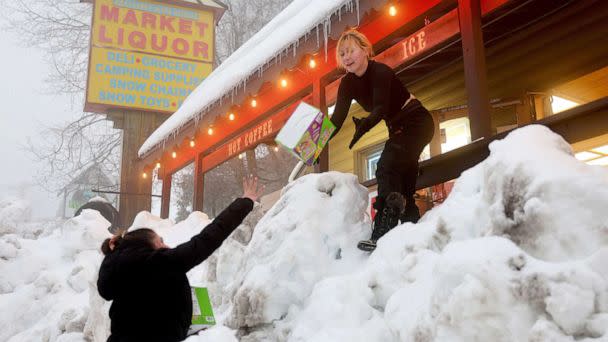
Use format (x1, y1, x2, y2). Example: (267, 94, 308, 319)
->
(588, 157, 608, 166)
(575, 151, 600, 161)
(591, 145, 608, 155)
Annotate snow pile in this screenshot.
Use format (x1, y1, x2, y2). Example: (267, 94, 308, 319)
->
(0, 197, 31, 234)
(0, 209, 112, 342)
(2, 125, 608, 342)
(187, 125, 608, 341)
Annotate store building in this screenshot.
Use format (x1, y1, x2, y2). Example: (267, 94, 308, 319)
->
(135, 0, 608, 220)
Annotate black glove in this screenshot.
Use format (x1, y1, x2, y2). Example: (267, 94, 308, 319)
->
(349, 118, 368, 149)
(352, 116, 363, 130)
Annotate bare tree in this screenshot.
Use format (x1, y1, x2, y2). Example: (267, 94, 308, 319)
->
(1, 0, 121, 193)
(2, 0, 91, 97)
(3, 0, 295, 213)
(216, 0, 292, 64)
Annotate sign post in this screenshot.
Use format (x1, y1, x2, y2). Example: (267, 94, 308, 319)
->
(85, 0, 223, 227)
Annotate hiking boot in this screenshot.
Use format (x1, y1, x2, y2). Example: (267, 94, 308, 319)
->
(400, 204, 421, 224)
(358, 192, 404, 252)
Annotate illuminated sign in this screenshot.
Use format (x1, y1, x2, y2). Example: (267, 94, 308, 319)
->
(85, 0, 215, 113)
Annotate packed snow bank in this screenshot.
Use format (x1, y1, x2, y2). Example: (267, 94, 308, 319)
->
(0, 197, 32, 234)
(189, 125, 608, 341)
(2, 125, 608, 342)
(0, 209, 111, 342)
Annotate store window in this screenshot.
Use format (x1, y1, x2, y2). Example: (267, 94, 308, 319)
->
(440, 117, 471, 153)
(575, 144, 608, 166)
(357, 142, 431, 182)
(357, 143, 384, 182)
(551, 95, 579, 114)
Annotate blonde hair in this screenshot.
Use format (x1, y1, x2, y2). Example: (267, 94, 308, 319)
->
(336, 29, 374, 69)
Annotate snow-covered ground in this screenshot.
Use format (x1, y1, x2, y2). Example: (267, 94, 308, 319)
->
(2, 125, 608, 341)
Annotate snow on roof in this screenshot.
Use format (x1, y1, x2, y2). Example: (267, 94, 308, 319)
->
(194, 0, 226, 9)
(138, 0, 360, 157)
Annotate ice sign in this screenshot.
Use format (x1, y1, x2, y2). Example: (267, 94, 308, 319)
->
(275, 102, 335, 166)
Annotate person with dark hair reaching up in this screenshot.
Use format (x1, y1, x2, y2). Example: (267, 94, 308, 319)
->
(330, 29, 434, 252)
(98, 176, 262, 342)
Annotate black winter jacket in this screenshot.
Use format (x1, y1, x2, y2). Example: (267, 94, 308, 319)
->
(97, 198, 254, 342)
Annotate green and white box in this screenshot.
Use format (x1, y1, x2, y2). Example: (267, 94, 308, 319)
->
(275, 102, 335, 166)
(188, 287, 215, 335)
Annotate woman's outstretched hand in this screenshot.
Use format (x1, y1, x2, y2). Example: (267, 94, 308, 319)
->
(243, 175, 264, 202)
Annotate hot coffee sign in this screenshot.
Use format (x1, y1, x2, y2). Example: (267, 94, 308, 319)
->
(85, 0, 216, 113)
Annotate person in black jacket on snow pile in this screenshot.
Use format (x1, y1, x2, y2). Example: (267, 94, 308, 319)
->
(330, 29, 434, 251)
(97, 176, 262, 342)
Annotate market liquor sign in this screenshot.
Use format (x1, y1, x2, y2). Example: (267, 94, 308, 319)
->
(85, 0, 215, 113)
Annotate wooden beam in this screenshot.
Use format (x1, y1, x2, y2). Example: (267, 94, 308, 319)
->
(193, 153, 204, 212)
(359, 97, 608, 190)
(116, 110, 161, 227)
(458, 0, 492, 139)
(417, 96, 608, 188)
(160, 173, 172, 219)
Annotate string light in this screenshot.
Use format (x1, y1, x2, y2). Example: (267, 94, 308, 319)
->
(228, 112, 235, 121)
(280, 78, 288, 88)
(274, 146, 279, 152)
(155, 162, 161, 169)
(309, 58, 316, 69)
(207, 127, 214, 135)
(142, 171, 148, 179)
(389, 5, 397, 16)
(251, 99, 257, 108)
(189, 138, 195, 147)
(238, 153, 244, 160)
(172, 151, 177, 159)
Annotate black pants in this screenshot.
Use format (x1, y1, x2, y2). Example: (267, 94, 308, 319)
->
(375, 104, 434, 210)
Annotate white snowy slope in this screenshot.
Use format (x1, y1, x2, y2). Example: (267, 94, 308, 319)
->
(2, 124, 608, 342)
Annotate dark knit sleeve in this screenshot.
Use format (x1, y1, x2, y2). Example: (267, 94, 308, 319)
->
(163, 198, 254, 272)
(329, 75, 353, 139)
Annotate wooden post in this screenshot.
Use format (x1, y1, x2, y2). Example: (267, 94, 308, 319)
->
(515, 92, 534, 125)
(193, 153, 204, 212)
(429, 112, 442, 157)
(160, 173, 172, 219)
(312, 77, 329, 172)
(458, 0, 492, 140)
(115, 110, 164, 227)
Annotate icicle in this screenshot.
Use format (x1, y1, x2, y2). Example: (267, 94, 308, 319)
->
(316, 25, 320, 49)
(323, 17, 330, 61)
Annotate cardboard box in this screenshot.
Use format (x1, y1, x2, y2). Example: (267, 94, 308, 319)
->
(275, 102, 335, 166)
(188, 287, 215, 335)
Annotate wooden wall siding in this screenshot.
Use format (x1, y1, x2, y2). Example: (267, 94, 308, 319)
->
(329, 103, 388, 175)
(408, 1, 608, 111)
